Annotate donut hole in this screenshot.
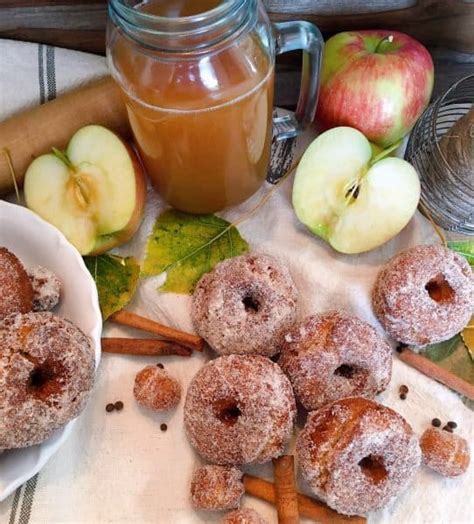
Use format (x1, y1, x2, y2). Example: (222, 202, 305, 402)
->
(30, 366, 53, 388)
(242, 294, 260, 313)
(358, 455, 387, 484)
(334, 364, 357, 379)
(28, 360, 63, 402)
(425, 274, 455, 303)
(214, 399, 242, 426)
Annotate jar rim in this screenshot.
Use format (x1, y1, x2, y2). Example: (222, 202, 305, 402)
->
(109, 0, 244, 25)
(108, 0, 256, 52)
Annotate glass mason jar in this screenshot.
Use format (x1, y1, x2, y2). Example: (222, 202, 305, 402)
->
(107, 0, 323, 213)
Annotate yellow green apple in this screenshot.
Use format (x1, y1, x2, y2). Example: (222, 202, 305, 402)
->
(292, 127, 420, 254)
(24, 125, 146, 255)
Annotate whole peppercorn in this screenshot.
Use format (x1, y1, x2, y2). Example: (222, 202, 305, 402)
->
(106, 403, 115, 413)
(431, 418, 442, 428)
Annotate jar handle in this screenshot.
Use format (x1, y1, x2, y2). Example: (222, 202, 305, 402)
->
(272, 21, 324, 140)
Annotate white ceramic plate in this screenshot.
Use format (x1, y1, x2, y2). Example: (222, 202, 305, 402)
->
(0, 200, 102, 501)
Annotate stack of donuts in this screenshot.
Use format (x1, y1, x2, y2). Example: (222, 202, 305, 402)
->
(0, 247, 95, 452)
(184, 247, 473, 519)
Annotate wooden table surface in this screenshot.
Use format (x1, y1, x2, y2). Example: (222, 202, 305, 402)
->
(0, 0, 473, 107)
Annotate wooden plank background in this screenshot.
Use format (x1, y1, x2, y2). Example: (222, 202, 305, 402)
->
(1, 0, 474, 53)
(0, 0, 473, 107)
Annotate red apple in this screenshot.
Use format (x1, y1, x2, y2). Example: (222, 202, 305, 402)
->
(316, 30, 434, 147)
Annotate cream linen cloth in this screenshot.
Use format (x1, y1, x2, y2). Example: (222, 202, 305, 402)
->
(0, 39, 473, 524)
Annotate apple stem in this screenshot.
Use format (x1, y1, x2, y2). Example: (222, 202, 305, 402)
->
(374, 34, 394, 53)
(52, 147, 74, 170)
(370, 139, 402, 166)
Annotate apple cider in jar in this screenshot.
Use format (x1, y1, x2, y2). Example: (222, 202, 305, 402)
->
(107, 0, 323, 212)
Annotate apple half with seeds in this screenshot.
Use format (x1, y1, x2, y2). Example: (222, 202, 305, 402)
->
(24, 125, 146, 255)
(292, 127, 420, 254)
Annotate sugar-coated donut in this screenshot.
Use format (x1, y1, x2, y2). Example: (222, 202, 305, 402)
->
(184, 355, 296, 465)
(279, 311, 392, 410)
(297, 397, 421, 516)
(420, 427, 470, 477)
(192, 254, 298, 357)
(373, 245, 473, 347)
(134, 365, 181, 411)
(222, 508, 268, 524)
(0, 247, 33, 319)
(0, 312, 95, 449)
(190, 465, 244, 511)
(28, 266, 62, 312)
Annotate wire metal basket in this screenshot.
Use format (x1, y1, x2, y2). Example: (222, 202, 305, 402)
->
(405, 74, 474, 235)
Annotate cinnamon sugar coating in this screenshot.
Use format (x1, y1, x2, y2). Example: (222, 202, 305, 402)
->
(190, 465, 244, 511)
(373, 245, 473, 348)
(279, 311, 392, 411)
(28, 266, 62, 312)
(192, 254, 298, 357)
(297, 397, 421, 516)
(184, 355, 296, 465)
(0, 247, 33, 319)
(222, 508, 268, 524)
(134, 365, 181, 411)
(420, 427, 470, 477)
(0, 312, 95, 449)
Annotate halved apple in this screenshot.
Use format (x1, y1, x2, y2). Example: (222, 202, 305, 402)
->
(24, 125, 146, 255)
(292, 127, 420, 254)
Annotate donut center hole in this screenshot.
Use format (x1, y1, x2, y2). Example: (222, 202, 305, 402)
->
(334, 364, 356, 379)
(30, 366, 53, 389)
(425, 274, 455, 303)
(214, 399, 242, 426)
(359, 455, 387, 484)
(242, 294, 260, 313)
(27, 359, 63, 402)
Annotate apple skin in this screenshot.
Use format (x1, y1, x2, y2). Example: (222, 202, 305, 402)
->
(88, 141, 147, 255)
(316, 30, 434, 147)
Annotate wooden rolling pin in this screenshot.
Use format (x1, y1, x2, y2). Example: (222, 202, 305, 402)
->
(0, 76, 130, 194)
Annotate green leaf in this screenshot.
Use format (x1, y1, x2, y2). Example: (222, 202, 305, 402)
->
(420, 334, 474, 387)
(461, 317, 474, 362)
(84, 254, 140, 320)
(462, 397, 474, 411)
(142, 210, 249, 294)
(422, 335, 461, 362)
(447, 240, 474, 265)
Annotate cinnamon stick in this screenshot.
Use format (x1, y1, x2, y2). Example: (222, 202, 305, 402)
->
(101, 338, 191, 357)
(398, 347, 474, 400)
(109, 310, 205, 352)
(243, 475, 366, 524)
(273, 456, 299, 524)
